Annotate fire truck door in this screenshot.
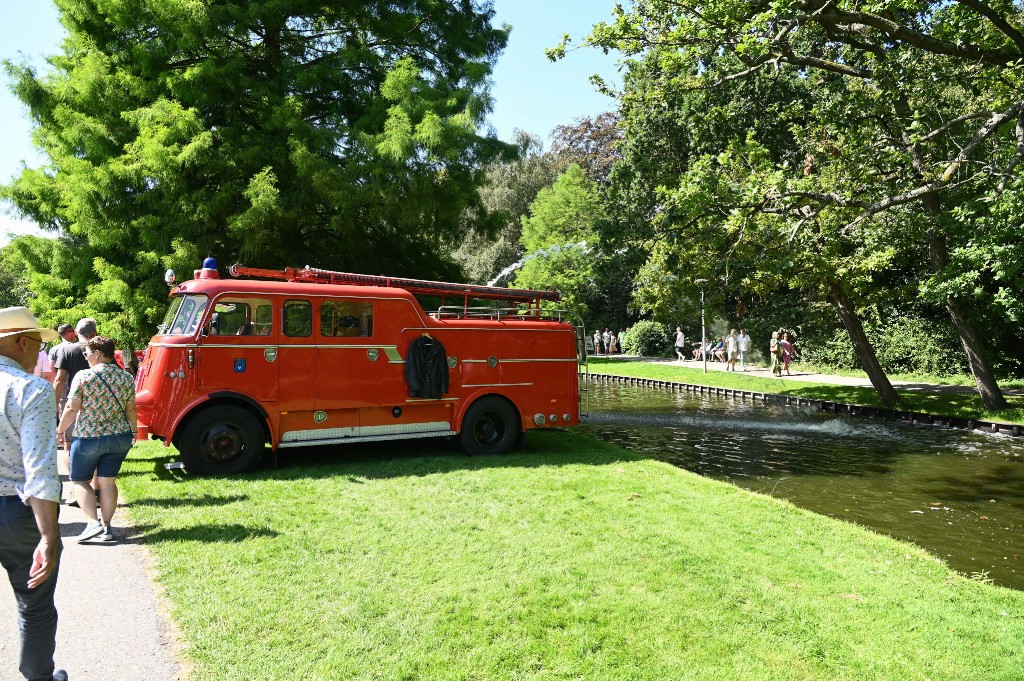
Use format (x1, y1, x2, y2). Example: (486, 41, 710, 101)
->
(197, 297, 278, 403)
(277, 299, 317, 438)
(315, 299, 379, 428)
(499, 334, 536, 387)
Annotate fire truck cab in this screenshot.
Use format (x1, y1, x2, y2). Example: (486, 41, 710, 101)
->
(134, 262, 585, 474)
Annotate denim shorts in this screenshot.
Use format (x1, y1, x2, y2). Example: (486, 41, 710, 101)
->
(69, 432, 133, 481)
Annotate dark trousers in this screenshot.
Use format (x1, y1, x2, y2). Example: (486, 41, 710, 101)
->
(0, 495, 61, 681)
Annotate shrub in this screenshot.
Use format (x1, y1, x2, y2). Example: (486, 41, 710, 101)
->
(799, 313, 967, 377)
(622, 320, 673, 357)
(799, 328, 858, 369)
(874, 315, 967, 376)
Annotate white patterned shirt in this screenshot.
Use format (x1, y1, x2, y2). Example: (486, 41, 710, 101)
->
(67, 362, 135, 438)
(0, 355, 61, 504)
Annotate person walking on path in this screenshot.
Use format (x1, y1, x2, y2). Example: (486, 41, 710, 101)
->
(33, 349, 54, 384)
(781, 332, 795, 376)
(0, 307, 68, 681)
(674, 327, 686, 361)
(52, 319, 97, 448)
(47, 325, 78, 479)
(47, 325, 77, 403)
(725, 329, 739, 372)
(57, 337, 136, 543)
(769, 331, 783, 376)
(47, 325, 76, 378)
(738, 329, 751, 371)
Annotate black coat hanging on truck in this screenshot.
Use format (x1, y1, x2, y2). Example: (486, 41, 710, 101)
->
(404, 335, 449, 399)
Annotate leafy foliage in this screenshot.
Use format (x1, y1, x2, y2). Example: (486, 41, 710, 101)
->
(801, 313, 969, 378)
(2, 0, 513, 346)
(513, 165, 604, 320)
(576, 0, 1024, 406)
(453, 131, 556, 285)
(0, 243, 31, 308)
(622, 319, 673, 357)
(549, 112, 622, 186)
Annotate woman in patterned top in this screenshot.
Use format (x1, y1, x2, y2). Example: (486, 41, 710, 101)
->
(57, 336, 136, 543)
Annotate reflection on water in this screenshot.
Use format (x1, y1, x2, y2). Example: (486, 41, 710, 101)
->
(579, 382, 1024, 589)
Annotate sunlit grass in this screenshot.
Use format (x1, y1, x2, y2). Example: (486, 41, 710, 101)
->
(793, 361, 1024, 390)
(589, 358, 1024, 424)
(120, 436, 1024, 680)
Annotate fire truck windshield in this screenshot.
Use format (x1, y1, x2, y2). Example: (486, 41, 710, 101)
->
(159, 294, 209, 336)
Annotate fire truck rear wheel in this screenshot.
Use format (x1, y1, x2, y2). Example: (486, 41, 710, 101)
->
(460, 397, 519, 456)
(179, 405, 265, 475)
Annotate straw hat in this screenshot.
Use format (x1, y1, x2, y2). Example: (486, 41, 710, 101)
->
(0, 307, 59, 342)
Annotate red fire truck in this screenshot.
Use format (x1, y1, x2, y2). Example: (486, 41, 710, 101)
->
(134, 261, 586, 474)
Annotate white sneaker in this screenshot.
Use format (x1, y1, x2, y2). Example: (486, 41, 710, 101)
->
(77, 519, 103, 543)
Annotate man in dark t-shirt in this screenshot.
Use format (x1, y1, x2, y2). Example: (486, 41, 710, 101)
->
(52, 318, 97, 442)
(48, 324, 78, 397)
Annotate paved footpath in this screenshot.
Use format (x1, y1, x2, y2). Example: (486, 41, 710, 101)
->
(638, 356, 1024, 396)
(1, 488, 185, 681)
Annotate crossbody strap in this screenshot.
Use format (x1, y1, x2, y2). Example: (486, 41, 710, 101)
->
(94, 368, 134, 434)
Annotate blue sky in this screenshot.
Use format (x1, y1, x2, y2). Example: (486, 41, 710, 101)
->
(0, 1, 621, 245)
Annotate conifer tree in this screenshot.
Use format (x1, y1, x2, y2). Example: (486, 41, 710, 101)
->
(3, 0, 512, 345)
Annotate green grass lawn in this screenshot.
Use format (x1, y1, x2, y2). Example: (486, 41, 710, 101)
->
(120, 436, 1024, 680)
(588, 358, 1024, 424)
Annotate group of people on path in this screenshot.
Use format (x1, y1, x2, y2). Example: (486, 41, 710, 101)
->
(674, 326, 797, 375)
(592, 327, 623, 355)
(1, 306, 138, 681)
(675, 327, 753, 371)
(770, 331, 797, 376)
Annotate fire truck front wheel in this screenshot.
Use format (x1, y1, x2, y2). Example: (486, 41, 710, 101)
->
(460, 396, 519, 456)
(178, 405, 265, 474)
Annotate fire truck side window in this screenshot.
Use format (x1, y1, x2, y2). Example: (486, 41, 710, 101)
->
(321, 300, 373, 337)
(283, 300, 312, 337)
(208, 298, 272, 336)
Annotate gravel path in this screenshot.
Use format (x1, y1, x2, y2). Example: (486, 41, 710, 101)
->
(1, 491, 186, 681)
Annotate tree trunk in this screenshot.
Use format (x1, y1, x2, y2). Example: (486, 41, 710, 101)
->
(893, 92, 1008, 410)
(927, 231, 1009, 410)
(826, 281, 899, 407)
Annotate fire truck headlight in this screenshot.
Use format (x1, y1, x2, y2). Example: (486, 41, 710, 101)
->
(533, 413, 545, 426)
(548, 414, 557, 423)
(563, 413, 571, 423)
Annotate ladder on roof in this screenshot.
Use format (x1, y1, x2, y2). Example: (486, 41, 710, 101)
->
(228, 264, 562, 308)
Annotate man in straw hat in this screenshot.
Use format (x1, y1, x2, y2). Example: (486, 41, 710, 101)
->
(0, 307, 69, 680)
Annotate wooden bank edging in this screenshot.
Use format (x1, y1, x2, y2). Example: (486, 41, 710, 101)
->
(586, 372, 1024, 438)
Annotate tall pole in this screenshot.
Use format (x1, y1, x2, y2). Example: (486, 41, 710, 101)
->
(694, 279, 708, 374)
(701, 287, 707, 374)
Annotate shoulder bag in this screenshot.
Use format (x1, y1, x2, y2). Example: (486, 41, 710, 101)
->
(94, 367, 135, 435)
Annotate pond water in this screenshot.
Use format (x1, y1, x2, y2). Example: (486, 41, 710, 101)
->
(578, 381, 1024, 590)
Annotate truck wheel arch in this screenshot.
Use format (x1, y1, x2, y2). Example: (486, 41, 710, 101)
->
(171, 393, 272, 450)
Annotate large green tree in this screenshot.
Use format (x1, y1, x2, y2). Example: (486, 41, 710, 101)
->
(513, 164, 605, 321)
(3, 0, 512, 346)
(453, 130, 556, 285)
(578, 0, 1024, 408)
